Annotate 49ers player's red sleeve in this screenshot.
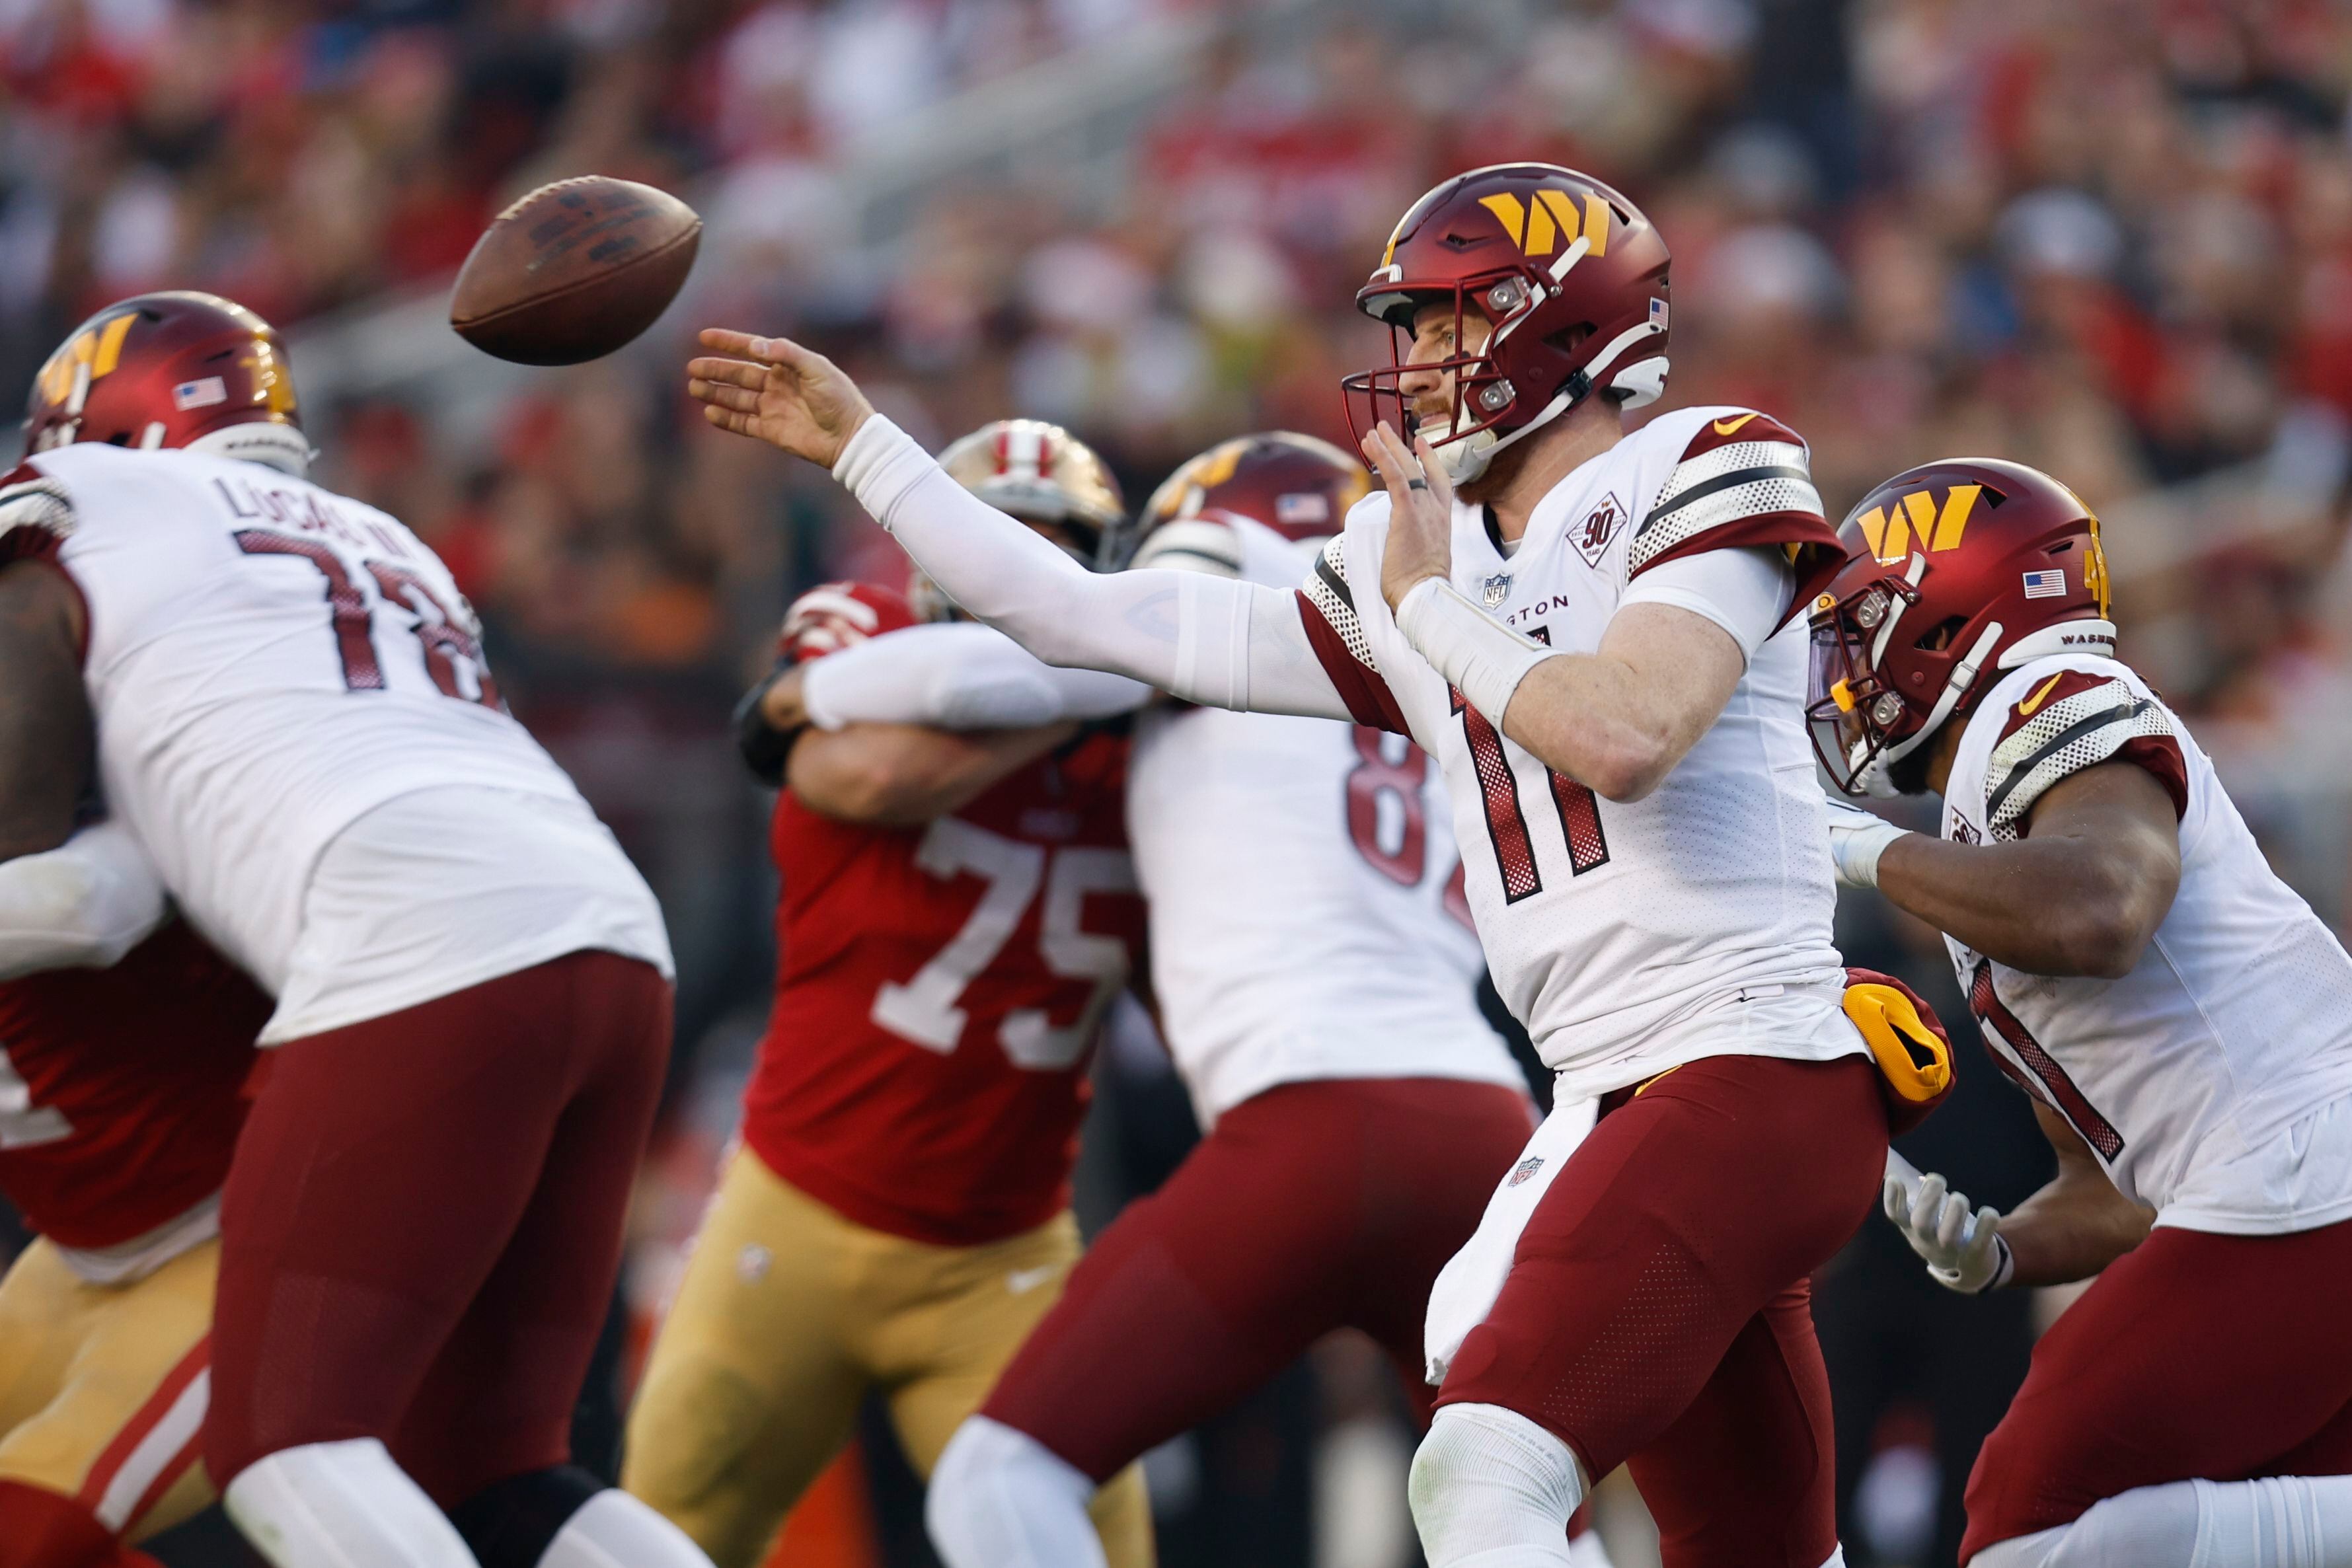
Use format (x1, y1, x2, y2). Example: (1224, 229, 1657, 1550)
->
(1982, 669, 2189, 840)
(1294, 535, 1410, 734)
(1628, 412, 1848, 618)
(0, 922, 268, 1250)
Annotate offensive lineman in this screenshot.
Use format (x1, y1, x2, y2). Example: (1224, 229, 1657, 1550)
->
(623, 424, 1151, 1568)
(763, 433, 1607, 1568)
(0, 825, 268, 1567)
(0, 293, 706, 1568)
(687, 163, 1932, 1568)
(1813, 459, 2352, 1568)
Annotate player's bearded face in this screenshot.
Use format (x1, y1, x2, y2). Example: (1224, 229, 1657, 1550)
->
(1397, 302, 1493, 439)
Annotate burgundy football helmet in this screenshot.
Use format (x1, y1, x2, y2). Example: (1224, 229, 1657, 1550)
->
(1344, 163, 1671, 484)
(1807, 457, 2117, 797)
(22, 291, 309, 476)
(1131, 431, 1370, 562)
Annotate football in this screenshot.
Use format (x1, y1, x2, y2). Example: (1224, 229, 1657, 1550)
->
(449, 176, 701, 365)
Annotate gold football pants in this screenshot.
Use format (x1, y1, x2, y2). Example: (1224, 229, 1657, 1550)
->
(623, 1148, 1152, 1568)
(0, 1236, 216, 1542)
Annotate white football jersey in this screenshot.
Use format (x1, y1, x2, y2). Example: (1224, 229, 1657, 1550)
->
(1295, 406, 1856, 1098)
(1942, 653, 2352, 1232)
(0, 445, 667, 1028)
(1126, 513, 1527, 1128)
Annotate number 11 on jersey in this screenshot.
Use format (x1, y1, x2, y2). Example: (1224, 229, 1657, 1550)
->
(1450, 686, 1609, 904)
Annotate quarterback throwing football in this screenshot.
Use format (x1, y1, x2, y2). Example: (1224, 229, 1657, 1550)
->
(690, 164, 1926, 1568)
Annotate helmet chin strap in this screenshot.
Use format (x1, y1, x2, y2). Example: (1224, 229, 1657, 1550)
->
(1433, 316, 1669, 486)
(1435, 391, 1564, 485)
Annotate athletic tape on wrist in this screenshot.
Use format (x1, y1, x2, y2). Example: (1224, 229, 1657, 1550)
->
(1844, 825, 1892, 889)
(1395, 578, 1556, 725)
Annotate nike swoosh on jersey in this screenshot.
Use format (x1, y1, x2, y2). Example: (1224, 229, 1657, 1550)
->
(2016, 673, 2066, 718)
(1006, 1265, 1060, 1294)
(1711, 413, 1759, 437)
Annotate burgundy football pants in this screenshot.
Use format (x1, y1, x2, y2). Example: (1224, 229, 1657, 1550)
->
(1962, 1215, 2352, 1561)
(206, 950, 671, 1505)
(1439, 1053, 1890, 1568)
(982, 1076, 1536, 1460)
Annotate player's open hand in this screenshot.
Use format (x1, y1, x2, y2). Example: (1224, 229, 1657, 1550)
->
(1364, 423, 1455, 613)
(689, 330, 874, 469)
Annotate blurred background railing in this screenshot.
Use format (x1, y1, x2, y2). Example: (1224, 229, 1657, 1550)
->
(6, 1, 2351, 1565)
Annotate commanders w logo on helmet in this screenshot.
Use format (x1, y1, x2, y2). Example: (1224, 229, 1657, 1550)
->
(1807, 458, 2118, 798)
(1853, 484, 1985, 564)
(1467, 189, 1612, 261)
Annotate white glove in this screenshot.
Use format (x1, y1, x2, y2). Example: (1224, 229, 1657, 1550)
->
(1825, 793, 1909, 889)
(1883, 1152, 2012, 1293)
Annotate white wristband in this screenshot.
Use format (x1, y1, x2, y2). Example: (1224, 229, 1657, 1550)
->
(1394, 578, 1556, 723)
(1824, 795, 1911, 890)
(1930, 1234, 2016, 1294)
(831, 414, 933, 523)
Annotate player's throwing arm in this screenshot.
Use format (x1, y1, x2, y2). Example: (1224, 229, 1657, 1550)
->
(687, 331, 1351, 719)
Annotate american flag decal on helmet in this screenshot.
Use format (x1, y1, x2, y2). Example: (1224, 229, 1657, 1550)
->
(172, 377, 227, 411)
(2021, 569, 2066, 599)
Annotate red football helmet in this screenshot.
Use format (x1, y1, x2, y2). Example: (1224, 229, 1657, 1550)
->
(778, 580, 919, 665)
(1344, 163, 1671, 484)
(22, 291, 310, 476)
(1133, 431, 1370, 558)
(1807, 457, 2117, 797)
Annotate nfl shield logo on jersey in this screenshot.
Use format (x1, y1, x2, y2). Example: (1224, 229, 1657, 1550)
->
(1480, 572, 1512, 609)
(1572, 492, 1626, 567)
(1507, 1154, 1544, 1187)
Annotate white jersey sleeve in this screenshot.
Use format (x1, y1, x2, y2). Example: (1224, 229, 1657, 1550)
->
(799, 621, 1153, 731)
(11, 444, 665, 1019)
(1616, 545, 1794, 662)
(1944, 655, 2352, 1232)
(0, 821, 168, 979)
(833, 416, 1351, 721)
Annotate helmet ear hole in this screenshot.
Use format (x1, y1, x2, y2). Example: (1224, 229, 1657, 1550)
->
(1913, 615, 1967, 653)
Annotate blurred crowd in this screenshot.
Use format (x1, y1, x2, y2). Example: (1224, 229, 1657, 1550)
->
(10, 0, 2352, 794)
(7, 0, 2352, 1565)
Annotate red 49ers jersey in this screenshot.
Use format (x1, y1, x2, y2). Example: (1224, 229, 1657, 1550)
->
(0, 920, 268, 1253)
(740, 731, 1142, 1247)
